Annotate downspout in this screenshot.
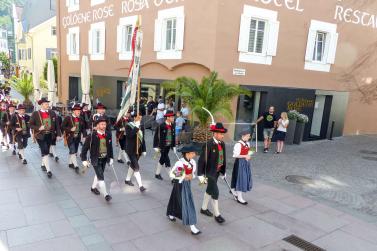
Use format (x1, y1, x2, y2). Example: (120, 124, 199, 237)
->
(57, 2, 62, 102)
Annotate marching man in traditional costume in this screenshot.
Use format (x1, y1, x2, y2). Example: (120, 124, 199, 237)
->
(114, 110, 131, 164)
(49, 107, 62, 162)
(29, 98, 61, 178)
(62, 104, 87, 173)
(153, 111, 176, 180)
(231, 128, 253, 205)
(80, 103, 91, 133)
(167, 144, 201, 235)
(124, 113, 147, 192)
(91, 103, 111, 132)
(81, 117, 114, 202)
(0, 100, 7, 147)
(198, 122, 227, 224)
(2, 103, 17, 154)
(10, 104, 30, 164)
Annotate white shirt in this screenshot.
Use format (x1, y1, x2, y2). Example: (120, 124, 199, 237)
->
(181, 107, 189, 118)
(169, 158, 197, 182)
(233, 140, 250, 158)
(156, 103, 165, 120)
(277, 119, 289, 132)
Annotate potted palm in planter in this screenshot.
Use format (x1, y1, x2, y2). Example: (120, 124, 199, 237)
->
(163, 71, 251, 144)
(286, 110, 299, 145)
(293, 113, 309, 145)
(10, 72, 34, 113)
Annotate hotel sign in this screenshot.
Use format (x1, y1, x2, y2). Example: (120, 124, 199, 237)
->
(62, 4, 114, 28)
(122, 0, 184, 14)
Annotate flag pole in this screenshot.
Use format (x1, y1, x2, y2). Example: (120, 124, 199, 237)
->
(136, 15, 142, 155)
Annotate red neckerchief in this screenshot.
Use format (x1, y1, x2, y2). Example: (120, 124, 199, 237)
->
(97, 132, 106, 139)
(73, 116, 80, 123)
(40, 111, 49, 119)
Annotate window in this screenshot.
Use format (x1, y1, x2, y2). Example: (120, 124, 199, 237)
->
(46, 48, 57, 60)
(304, 20, 339, 72)
(51, 26, 56, 36)
(66, 26, 80, 60)
(117, 15, 137, 60)
(154, 6, 185, 60)
(18, 49, 21, 60)
(238, 5, 280, 65)
(89, 22, 105, 60)
(66, 0, 79, 13)
(28, 48, 31, 60)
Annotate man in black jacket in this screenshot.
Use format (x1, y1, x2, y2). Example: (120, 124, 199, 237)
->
(49, 106, 62, 162)
(2, 102, 16, 154)
(124, 113, 147, 192)
(81, 117, 113, 202)
(197, 122, 227, 224)
(62, 104, 87, 172)
(10, 104, 30, 164)
(153, 111, 176, 180)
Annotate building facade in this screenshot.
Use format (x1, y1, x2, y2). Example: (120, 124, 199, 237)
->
(57, 0, 377, 140)
(14, 0, 57, 77)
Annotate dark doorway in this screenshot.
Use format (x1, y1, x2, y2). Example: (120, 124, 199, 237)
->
(69, 77, 81, 102)
(310, 95, 333, 140)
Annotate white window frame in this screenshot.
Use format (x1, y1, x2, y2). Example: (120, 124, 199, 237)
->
(154, 6, 185, 60)
(66, 26, 80, 61)
(66, 0, 80, 13)
(304, 20, 339, 73)
(91, 0, 105, 6)
(117, 15, 138, 60)
(88, 22, 106, 61)
(238, 5, 280, 65)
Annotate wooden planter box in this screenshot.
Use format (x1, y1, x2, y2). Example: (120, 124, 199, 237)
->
(285, 119, 296, 145)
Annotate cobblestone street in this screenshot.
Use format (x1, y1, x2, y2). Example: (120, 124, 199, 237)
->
(0, 131, 377, 250)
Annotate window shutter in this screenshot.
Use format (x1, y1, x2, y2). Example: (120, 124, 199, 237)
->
(266, 21, 280, 56)
(66, 33, 71, 55)
(116, 25, 122, 53)
(100, 27, 105, 54)
(176, 16, 185, 51)
(238, 14, 250, 53)
(326, 32, 339, 64)
(305, 29, 317, 62)
(88, 30, 92, 54)
(154, 19, 162, 52)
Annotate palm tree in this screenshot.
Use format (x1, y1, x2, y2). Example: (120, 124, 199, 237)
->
(163, 71, 251, 143)
(9, 72, 34, 105)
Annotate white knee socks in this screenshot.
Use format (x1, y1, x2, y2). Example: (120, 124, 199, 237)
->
(43, 156, 51, 172)
(190, 225, 200, 234)
(155, 163, 162, 175)
(70, 154, 78, 167)
(98, 180, 108, 197)
(117, 150, 122, 160)
(50, 145, 56, 157)
(134, 171, 143, 187)
(92, 175, 98, 189)
(202, 193, 211, 210)
(125, 167, 134, 181)
(237, 191, 246, 203)
(211, 199, 221, 217)
(122, 151, 130, 163)
(19, 149, 25, 160)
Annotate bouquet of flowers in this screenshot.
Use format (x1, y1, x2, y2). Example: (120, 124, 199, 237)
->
(174, 166, 185, 178)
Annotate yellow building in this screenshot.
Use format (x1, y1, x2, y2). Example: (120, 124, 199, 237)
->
(14, 0, 56, 76)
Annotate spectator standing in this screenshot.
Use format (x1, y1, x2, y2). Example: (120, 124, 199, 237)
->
(175, 111, 185, 145)
(156, 99, 165, 124)
(275, 112, 289, 154)
(147, 96, 156, 116)
(256, 106, 278, 153)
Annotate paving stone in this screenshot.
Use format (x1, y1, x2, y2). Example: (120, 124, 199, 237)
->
(182, 235, 252, 251)
(0, 189, 19, 205)
(112, 241, 140, 251)
(63, 207, 84, 217)
(75, 224, 98, 237)
(9, 235, 86, 251)
(0, 203, 27, 230)
(57, 199, 78, 209)
(24, 203, 65, 225)
(80, 233, 105, 246)
(98, 221, 144, 244)
(7, 223, 54, 247)
(68, 215, 92, 228)
(49, 220, 76, 237)
(128, 209, 173, 235)
(87, 241, 113, 251)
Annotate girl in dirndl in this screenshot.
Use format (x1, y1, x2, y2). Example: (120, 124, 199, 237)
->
(166, 144, 201, 235)
(231, 128, 252, 205)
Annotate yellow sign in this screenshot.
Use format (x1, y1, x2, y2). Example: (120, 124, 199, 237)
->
(287, 98, 314, 112)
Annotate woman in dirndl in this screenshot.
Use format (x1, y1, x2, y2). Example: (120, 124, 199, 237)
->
(166, 144, 201, 235)
(231, 128, 252, 205)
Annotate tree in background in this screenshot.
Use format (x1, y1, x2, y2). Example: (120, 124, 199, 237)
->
(0, 0, 25, 26)
(0, 52, 11, 78)
(163, 71, 251, 143)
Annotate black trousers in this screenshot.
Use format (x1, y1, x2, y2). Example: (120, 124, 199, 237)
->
(7, 131, 14, 144)
(118, 137, 126, 151)
(159, 146, 171, 167)
(127, 151, 141, 171)
(15, 134, 28, 149)
(37, 133, 52, 156)
(206, 173, 220, 200)
(93, 158, 107, 181)
(67, 136, 81, 154)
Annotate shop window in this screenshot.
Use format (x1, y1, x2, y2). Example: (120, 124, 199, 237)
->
(238, 5, 280, 65)
(66, 0, 79, 13)
(117, 15, 137, 60)
(66, 26, 80, 61)
(304, 20, 339, 72)
(89, 22, 105, 60)
(154, 6, 185, 60)
(91, 0, 105, 6)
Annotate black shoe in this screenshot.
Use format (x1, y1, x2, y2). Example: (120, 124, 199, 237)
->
(12, 150, 16, 155)
(1, 142, 4, 146)
(68, 164, 74, 169)
(91, 188, 100, 195)
(191, 230, 202, 235)
(49, 153, 53, 157)
(47, 171, 52, 178)
(6, 145, 9, 150)
(155, 174, 163, 180)
(124, 180, 134, 186)
(18, 153, 22, 159)
(236, 199, 248, 205)
(140, 186, 146, 192)
(117, 159, 124, 164)
(105, 195, 112, 202)
(55, 157, 59, 162)
(41, 165, 47, 172)
(200, 209, 213, 217)
(126, 161, 131, 166)
(215, 215, 225, 224)
(74, 167, 80, 174)
(22, 159, 27, 164)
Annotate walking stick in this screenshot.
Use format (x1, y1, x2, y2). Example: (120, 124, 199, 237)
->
(223, 177, 238, 200)
(110, 163, 121, 186)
